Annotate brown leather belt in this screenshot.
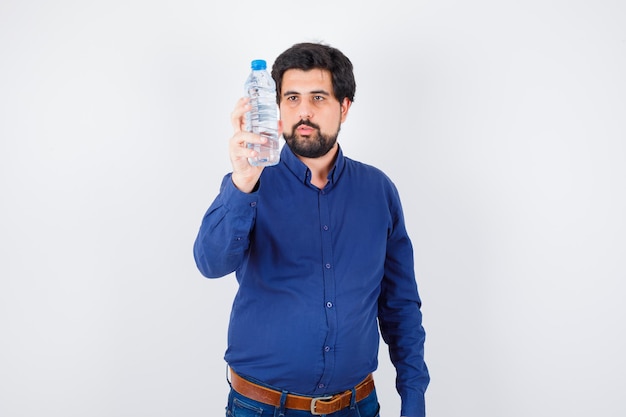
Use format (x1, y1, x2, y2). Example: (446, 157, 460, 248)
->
(230, 370, 375, 415)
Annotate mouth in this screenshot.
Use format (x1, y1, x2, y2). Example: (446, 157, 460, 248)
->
(295, 120, 319, 136)
(296, 125, 316, 135)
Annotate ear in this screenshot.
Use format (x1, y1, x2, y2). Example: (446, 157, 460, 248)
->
(340, 98, 352, 122)
(278, 119, 283, 137)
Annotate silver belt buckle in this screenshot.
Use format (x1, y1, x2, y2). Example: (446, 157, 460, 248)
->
(310, 395, 333, 415)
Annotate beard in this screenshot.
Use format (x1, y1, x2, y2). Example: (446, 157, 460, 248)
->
(283, 119, 340, 159)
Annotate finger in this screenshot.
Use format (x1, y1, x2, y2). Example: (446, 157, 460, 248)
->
(228, 133, 248, 159)
(229, 132, 266, 161)
(229, 131, 266, 150)
(230, 97, 251, 133)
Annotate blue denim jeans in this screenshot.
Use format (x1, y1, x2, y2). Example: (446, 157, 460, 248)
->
(225, 383, 380, 417)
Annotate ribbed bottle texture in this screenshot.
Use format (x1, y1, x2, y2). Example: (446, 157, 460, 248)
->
(244, 59, 280, 166)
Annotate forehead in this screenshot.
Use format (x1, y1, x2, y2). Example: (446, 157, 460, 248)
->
(281, 68, 333, 93)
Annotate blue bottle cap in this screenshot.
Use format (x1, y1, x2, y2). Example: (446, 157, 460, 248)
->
(251, 59, 267, 70)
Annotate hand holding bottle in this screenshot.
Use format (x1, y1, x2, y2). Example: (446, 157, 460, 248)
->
(228, 97, 281, 193)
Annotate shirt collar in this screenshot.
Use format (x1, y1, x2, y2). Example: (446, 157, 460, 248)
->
(281, 143, 346, 187)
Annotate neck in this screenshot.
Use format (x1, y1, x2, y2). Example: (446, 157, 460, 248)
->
(297, 144, 339, 188)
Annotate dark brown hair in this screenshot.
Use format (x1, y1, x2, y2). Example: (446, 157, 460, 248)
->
(271, 42, 356, 105)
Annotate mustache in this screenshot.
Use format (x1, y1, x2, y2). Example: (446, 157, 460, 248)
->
(294, 119, 320, 130)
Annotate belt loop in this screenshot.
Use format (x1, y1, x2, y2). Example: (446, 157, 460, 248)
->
(349, 387, 357, 410)
(275, 390, 288, 417)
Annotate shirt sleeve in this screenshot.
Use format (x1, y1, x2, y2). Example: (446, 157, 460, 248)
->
(377, 183, 430, 417)
(193, 174, 259, 278)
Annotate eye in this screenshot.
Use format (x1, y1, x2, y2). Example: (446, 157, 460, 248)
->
(313, 95, 325, 101)
(286, 95, 298, 102)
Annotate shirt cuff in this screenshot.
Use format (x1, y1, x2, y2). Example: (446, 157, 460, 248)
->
(220, 174, 259, 215)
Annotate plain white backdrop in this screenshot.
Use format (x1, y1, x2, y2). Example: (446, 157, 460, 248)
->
(1, 1, 625, 416)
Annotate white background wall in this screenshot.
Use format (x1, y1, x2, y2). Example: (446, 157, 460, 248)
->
(1, 1, 625, 416)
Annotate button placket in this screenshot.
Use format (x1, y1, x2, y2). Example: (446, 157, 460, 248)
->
(317, 184, 336, 393)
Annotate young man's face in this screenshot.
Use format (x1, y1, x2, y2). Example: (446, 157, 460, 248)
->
(279, 68, 351, 159)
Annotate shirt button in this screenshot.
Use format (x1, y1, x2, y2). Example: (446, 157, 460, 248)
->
(318, 383, 325, 389)
(324, 346, 331, 352)
(326, 301, 333, 308)
(250, 202, 257, 207)
(323, 225, 329, 231)
(325, 263, 331, 269)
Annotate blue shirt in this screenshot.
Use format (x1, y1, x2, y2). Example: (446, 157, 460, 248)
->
(193, 145, 429, 417)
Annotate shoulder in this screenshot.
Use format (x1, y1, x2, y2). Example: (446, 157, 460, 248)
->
(343, 156, 397, 190)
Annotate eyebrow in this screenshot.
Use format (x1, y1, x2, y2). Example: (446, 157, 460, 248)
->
(282, 89, 331, 97)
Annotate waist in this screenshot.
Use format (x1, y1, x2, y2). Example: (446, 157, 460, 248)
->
(226, 315, 380, 393)
(229, 369, 375, 416)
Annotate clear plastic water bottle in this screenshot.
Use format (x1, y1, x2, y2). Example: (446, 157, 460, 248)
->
(244, 59, 280, 166)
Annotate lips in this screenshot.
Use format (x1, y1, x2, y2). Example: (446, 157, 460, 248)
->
(297, 125, 315, 135)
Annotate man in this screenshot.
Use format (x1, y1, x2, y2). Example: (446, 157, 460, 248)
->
(193, 42, 429, 417)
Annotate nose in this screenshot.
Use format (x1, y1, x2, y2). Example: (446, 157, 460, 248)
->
(298, 103, 312, 119)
